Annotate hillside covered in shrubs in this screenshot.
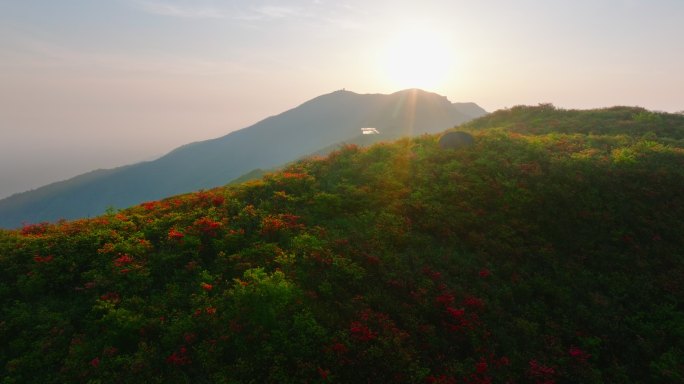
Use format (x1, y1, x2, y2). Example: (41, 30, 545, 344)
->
(1, 106, 683, 383)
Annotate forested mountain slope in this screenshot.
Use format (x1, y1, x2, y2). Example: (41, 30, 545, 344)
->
(1, 106, 683, 383)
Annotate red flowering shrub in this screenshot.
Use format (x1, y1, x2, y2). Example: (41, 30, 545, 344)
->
(99, 292, 120, 303)
(463, 296, 485, 310)
(113, 254, 133, 267)
(446, 307, 465, 319)
(281, 172, 308, 180)
(194, 217, 222, 236)
(261, 216, 285, 235)
(317, 367, 330, 380)
(349, 321, 377, 342)
(183, 332, 197, 344)
(528, 360, 556, 384)
(166, 346, 191, 366)
(330, 342, 348, 354)
(422, 266, 442, 281)
(212, 195, 225, 206)
(20, 222, 50, 236)
(201, 282, 213, 292)
(140, 201, 159, 211)
(568, 346, 591, 363)
(435, 292, 455, 306)
(168, 228, 184, 240)
(33, 255, 54, 263)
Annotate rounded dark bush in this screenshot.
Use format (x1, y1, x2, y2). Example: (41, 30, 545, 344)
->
(439, 131, 475, 149)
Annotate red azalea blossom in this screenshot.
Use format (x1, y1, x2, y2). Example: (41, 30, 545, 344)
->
(261, 216, 286, 235)
(98, 243, 115, 254)
(350, 321, 377, 341)
(90, 357, 100, 368)
(280, 213, 301, 227)
(195, 217, 222, 235)
(205, 307, 217, 315)
(184, 332, 197, 344)
(476, 360, 488, 373)
(168, 228, 184, 240)
(113, 254, 133, 267)
(463, 296, 485, 310)
(166, 347, 191, 366)
(330, 342, 348, 354)
(569, 346, 591, 362)
(317, 367, 330, 380)
(140, 201, 158, 211)
(33, 255, 54, 263)
(20, 222, 50, 236)
(479, 268, 491, 278)
(211, 195, 225, 206)
(201, 282, 213, 292)
(365, 255, 381, 265)
(529, 359, 556, 383)
(436, 292, 455, 306)
(446, 307, 465, 318)
(422, 267, 442, 281)
(100, 292, 120, 303)
(138, 239, 152, 248)
(282, 172, 308, 179)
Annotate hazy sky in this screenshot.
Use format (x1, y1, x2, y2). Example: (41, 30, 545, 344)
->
(1, 0, 683, 199)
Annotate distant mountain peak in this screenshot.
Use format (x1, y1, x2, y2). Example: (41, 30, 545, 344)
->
(392, 88, 434, 95)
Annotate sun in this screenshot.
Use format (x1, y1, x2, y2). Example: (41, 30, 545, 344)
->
(379, 28, 454, 90)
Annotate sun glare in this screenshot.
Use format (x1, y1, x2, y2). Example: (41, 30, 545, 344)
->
(379, 28, 454, 90)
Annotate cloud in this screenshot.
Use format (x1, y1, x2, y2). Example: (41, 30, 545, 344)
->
(132, 0, 364, 28)
(0, 31, 258, 77)
(133, 1, 307, 21)
(136, 1, 226, 19)
(250, 5, 307, 20)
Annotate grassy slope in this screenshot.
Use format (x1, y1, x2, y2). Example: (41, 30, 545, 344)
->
(1, 106, 684, 383)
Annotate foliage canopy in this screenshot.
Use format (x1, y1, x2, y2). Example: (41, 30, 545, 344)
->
(2, 106, 684, 383)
